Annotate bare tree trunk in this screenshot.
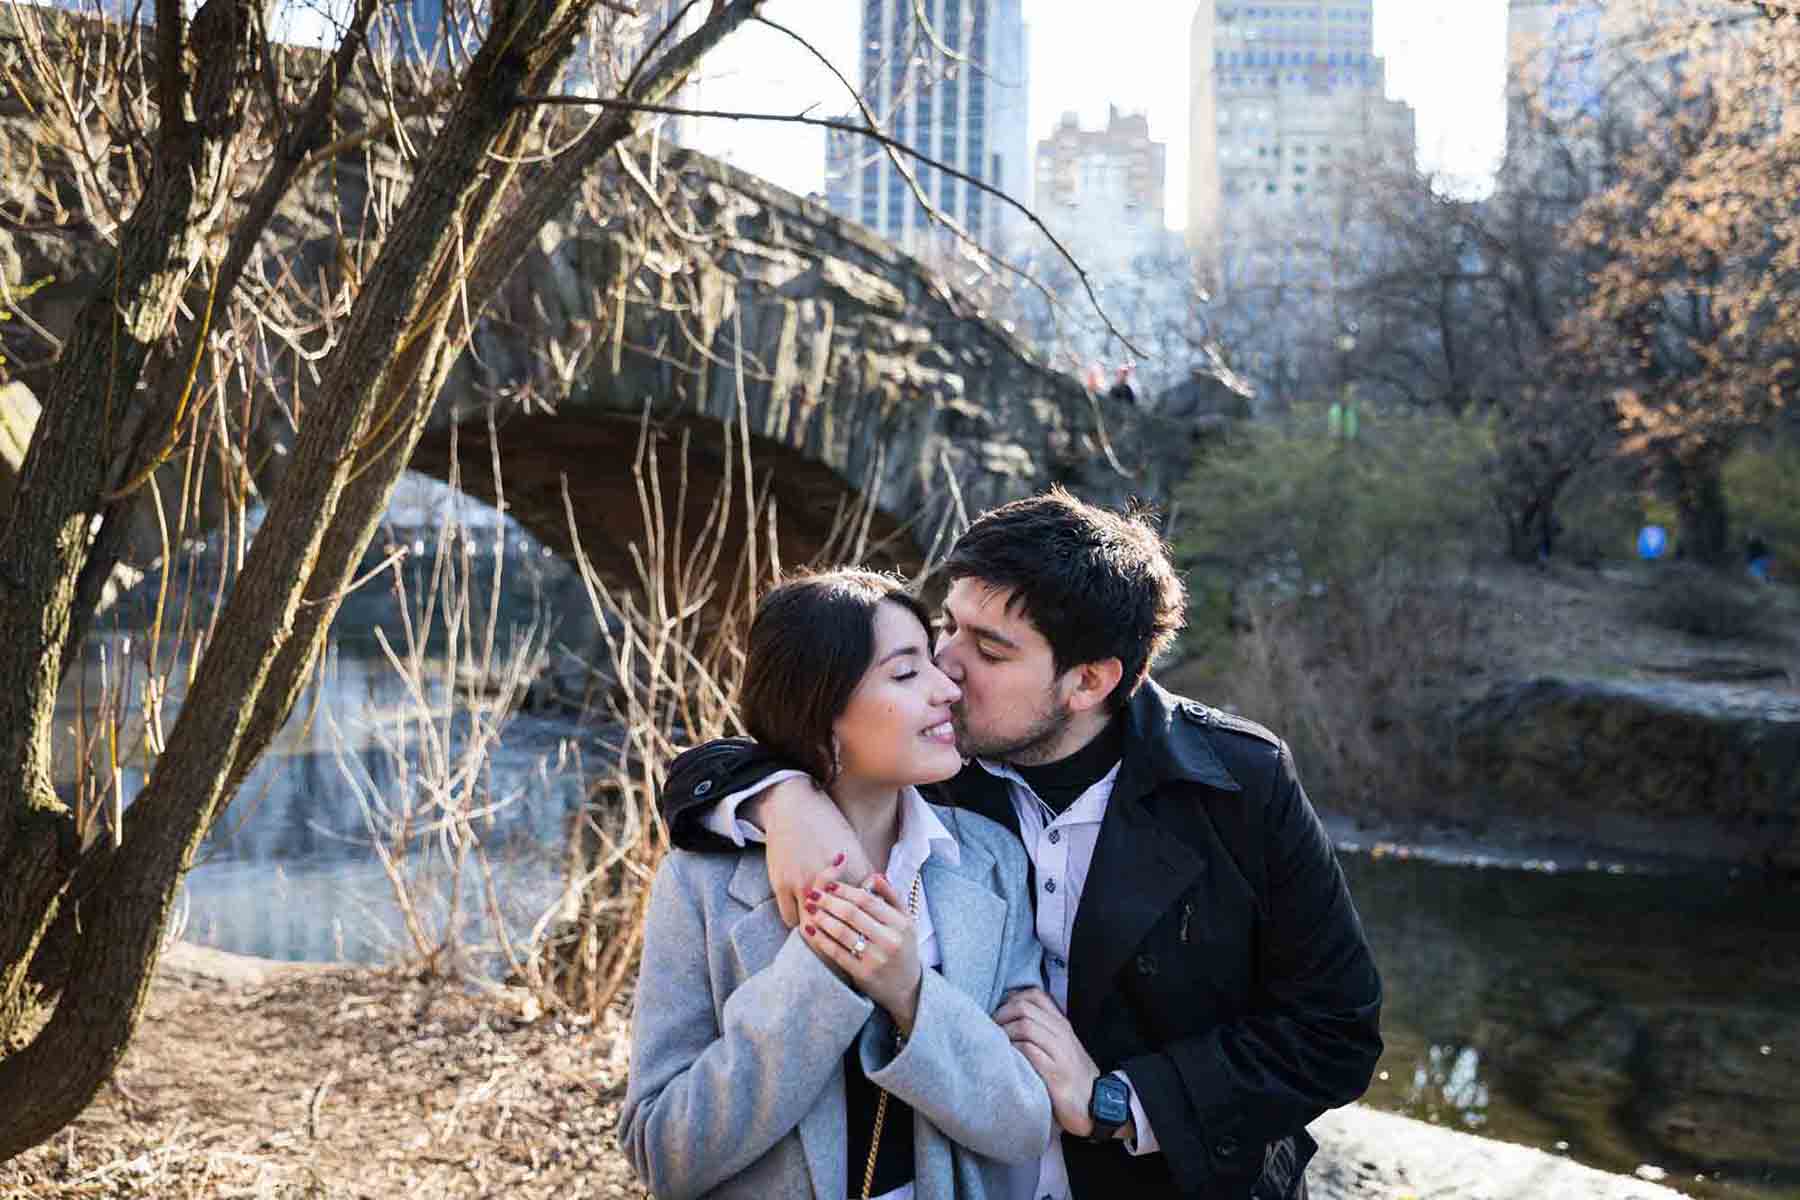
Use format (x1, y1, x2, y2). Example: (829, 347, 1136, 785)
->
(0, 0, 553, 1155)
(0, 0, 771, 1160)
(0, 0, 259, 1042)
(1670, 448, 1732, 566)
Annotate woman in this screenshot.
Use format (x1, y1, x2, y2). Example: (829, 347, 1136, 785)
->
(622, 570, 1052, 1200)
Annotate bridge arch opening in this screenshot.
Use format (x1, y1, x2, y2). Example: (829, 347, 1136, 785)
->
(410, 408, 928, 603)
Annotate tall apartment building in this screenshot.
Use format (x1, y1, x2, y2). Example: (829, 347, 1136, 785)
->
(823, 0, 1030, 253)
(1029, 107, 1190, 391)
(1186, 0, 1416, 262)
(1504, 0, 1611, 173)
(1034, 107, 1170, 273)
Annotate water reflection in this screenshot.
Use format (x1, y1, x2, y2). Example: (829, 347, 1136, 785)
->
(1407, 1044, 1490, 1130)
(1344, 854, 1800, 1200)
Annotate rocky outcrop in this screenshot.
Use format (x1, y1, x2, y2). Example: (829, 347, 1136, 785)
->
(1457, 676, 1800, 870)
(1308, 1106, 1691, 1200)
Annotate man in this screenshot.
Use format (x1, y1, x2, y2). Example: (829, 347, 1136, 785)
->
(661, 490, 1382, 1199)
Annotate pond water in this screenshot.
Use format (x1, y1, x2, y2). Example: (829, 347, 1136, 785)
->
(78, 630, 1800, 1200)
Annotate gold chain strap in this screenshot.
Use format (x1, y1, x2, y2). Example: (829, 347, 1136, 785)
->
(860, 871, 923, 1200)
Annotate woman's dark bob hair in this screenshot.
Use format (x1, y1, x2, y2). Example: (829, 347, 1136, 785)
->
(739, 569, 934, 786)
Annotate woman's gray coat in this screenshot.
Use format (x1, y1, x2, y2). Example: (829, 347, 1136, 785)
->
(621, 805, 1054, 1200)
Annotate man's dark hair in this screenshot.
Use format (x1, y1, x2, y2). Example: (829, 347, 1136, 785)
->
(739, 569, 934, 784)
(944, 488, 1185, 711)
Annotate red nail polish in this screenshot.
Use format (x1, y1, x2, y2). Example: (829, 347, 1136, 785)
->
(824, 882, 838, 893)
(832, 852, 846, 866)
(805, 889, 820, 901)
(804, 903, 818, 914)
(804, 925, 816, 936)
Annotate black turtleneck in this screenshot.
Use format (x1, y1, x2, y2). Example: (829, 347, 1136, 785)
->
(1013, 715, 1126, 815)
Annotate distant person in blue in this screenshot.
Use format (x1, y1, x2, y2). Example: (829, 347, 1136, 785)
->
(1638, 524, 1669, 562)
(1746, 535, 1773, 583)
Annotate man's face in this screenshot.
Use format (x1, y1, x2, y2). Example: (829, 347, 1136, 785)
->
(934, 577, 1076, 765)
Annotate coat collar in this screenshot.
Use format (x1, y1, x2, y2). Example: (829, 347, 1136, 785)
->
(1119, 678, 1243, 796)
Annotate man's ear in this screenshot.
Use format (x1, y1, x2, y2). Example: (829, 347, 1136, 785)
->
(1065, 658, 1124, 715)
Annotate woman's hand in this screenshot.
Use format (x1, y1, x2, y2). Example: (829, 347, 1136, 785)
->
(802, 873, 923, 1035)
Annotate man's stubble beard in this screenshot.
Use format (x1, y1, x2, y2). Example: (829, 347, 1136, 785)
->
(952, 690, 1077, 767)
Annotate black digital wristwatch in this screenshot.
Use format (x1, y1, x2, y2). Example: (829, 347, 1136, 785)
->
(1086, 1073, 1132, 1143)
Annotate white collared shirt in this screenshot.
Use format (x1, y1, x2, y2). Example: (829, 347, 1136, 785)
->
(704, 777, 960, 1200)
(704, 760, 1166, 1200)
(971, 758, 1161, 1200)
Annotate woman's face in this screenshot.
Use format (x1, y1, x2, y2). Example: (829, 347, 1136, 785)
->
(832, 599, 964, 788)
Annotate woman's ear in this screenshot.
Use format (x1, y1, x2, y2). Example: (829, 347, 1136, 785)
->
(1067, 658, 1124, 715)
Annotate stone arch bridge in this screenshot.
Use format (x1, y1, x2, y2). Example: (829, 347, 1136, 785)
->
(2, 123, 1241, 595)
(410, 150, 1240, 587)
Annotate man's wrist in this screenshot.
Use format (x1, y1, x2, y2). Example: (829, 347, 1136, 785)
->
(1085, 1071, 1132, 1142)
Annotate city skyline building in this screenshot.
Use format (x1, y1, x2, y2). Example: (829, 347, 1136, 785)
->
(1026, 107, 1191, 394)
(1186, 0, 1416, 263)
(1033, 106, 1170, 272)
(1183, 1, 1419, 410)
(1501, 0, 1731, 186)
(823, 0, 1030, 253)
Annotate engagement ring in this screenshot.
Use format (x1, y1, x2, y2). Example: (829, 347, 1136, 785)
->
(851, 935, 868, 959)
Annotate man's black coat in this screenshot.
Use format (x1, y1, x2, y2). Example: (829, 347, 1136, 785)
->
(660, 679, 1384, 1200)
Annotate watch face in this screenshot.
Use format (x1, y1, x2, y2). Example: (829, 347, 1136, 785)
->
(1092, 1076, 1131, 1125)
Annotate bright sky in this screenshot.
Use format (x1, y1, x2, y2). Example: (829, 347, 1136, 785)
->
(682, 0, 1511, 225)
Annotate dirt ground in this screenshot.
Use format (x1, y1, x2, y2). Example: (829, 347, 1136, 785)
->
(0, 944, 641, 1199)
(1455, 560, 1798, 692)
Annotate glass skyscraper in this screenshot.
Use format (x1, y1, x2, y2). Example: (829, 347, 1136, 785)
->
(823, 0, 1030, 253)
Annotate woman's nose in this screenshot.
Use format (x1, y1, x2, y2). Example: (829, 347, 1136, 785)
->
(930, 666, 962, 705)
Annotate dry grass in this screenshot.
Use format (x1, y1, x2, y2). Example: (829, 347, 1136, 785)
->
(0, 949, 641, 1199)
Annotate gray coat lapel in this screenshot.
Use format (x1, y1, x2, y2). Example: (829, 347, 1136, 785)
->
(922, 833, 1006, 1004)
(724, 849, 848, 1199)
(724, 852, 789, 974)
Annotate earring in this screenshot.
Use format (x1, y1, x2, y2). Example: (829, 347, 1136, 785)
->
(830, 736, 842, 780)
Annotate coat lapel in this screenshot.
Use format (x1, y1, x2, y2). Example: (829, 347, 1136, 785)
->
(724, 852, 789, 973)
(725, 849, 847, 1199)
(1066, 759, 1210, 1037)
(1065, 684, 1242, 1036)
(921, 831, 1006, 1004)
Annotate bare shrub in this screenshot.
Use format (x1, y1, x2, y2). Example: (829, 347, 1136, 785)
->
(1226, 575, 1476, 819)
(331, 444, 556, 979)
(1176, 406, 1488, 816)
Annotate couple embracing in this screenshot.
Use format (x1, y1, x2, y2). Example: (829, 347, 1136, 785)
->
(621, 490, 1383, 1200)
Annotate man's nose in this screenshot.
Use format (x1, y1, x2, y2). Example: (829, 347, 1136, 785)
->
(934, 636, 965, 682)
